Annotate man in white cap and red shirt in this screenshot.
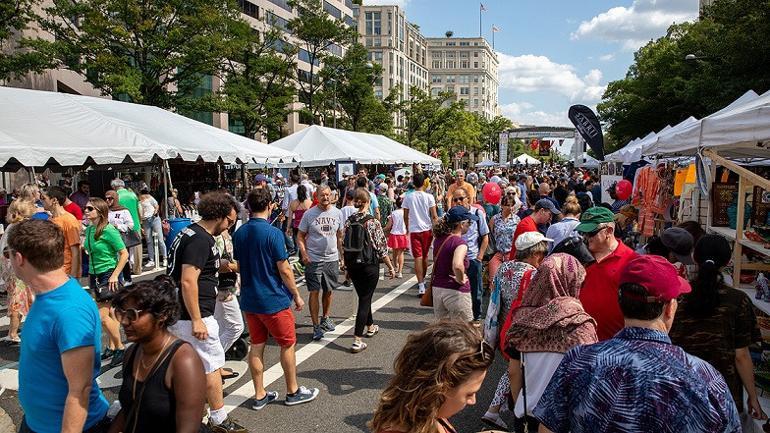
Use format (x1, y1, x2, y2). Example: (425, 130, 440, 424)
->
(535, 255, 741, 433)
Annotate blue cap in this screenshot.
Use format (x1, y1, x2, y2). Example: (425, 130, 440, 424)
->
(254, 174, 268, 183)
(445, 206, 479, 224)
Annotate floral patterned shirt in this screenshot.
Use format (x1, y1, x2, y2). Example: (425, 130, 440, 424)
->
(491, 212, 520, 254)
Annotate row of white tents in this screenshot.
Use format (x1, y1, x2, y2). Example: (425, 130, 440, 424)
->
(606, 89, 770, 164)
(0, 86, 440, 169)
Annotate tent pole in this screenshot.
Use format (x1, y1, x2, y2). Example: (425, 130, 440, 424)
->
(162, 160, 169, 220)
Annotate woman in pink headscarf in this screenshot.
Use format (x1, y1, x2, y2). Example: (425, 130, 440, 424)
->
(505, 253, 598, 431)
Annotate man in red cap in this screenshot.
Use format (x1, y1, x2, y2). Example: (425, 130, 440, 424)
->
(534, 255, 741, 433)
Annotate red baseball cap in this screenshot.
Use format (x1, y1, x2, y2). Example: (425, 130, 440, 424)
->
(619, 255, 691, 302)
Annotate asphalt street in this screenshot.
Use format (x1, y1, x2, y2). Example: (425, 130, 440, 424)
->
(0, 259, 508, 433)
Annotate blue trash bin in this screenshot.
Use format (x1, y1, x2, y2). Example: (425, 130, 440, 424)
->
(165, 218, 192, 249)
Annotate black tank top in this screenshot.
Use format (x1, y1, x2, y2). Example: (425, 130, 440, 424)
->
(118, 339, 186, 433)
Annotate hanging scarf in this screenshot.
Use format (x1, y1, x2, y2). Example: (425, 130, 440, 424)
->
(506, 253, 597, 353)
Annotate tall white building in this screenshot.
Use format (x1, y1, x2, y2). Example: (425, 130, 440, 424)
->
(426, 35, 499, 120)
(352, 4, 429, 130)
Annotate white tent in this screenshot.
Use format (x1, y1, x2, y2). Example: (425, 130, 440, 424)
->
(573, 152, 600, 168)
(269, 125, 441, 167)
(655, 90, 761, 157)
(643, 116, 699, 157)
(511, 154, 542, 165)
(0, 86, 298, 167)
(699, 90, 770, 157)
(475, 160, 497, 168)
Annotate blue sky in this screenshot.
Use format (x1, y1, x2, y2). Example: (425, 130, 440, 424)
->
(367, 0, 698, 127)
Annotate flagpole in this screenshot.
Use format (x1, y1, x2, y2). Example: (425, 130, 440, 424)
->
(492, 25, 495, 49)
(479, 5, 482, 37)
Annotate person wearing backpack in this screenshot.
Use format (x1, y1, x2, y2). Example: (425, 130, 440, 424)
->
(343, 189, 396, 353)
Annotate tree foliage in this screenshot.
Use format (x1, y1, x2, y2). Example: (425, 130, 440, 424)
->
(0, 0, 51, 80)
(476, 114, 513, 156)
(30, 0, 242, 108)
(598, 0, 770, 153)
(288, 0, 357, 123)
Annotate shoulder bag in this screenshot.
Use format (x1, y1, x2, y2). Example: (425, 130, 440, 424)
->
(420, 234, 457, 307)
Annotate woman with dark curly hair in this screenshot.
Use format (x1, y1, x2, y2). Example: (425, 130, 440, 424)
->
(108, 276, 206, 433)
(369, 321, 495, 433)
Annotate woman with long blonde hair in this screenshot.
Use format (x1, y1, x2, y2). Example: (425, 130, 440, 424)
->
(18, 183, 48, 220)
(83, 197, 129, 366)
(0, 200, 37, 343)
(370, 321, 494, 433)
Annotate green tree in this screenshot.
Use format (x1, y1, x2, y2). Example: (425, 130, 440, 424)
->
(214, 24, 297, 141)
(0, 0, 51, 80)
(476, 114, 513, 157)
(29, 0, 242, 108)
(321, 43, 393, 134)
(598, 0, 770, 153)
(288, 0, 357, 124)
(399, 86, 455, 150)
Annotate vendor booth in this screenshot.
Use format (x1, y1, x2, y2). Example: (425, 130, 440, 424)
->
(511, 154, 541, 165)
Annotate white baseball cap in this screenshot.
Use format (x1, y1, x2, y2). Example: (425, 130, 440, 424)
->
(515, 231, 553, 251)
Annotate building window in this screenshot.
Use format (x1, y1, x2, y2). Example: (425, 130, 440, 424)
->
(369, 51, 383, 61)
(432, 60, 441, 68)
(266, 11, 290, 32)
(238, 0, 259, 19)
(323, 1, 342, 19)
(461, 61, 469, 68)
(431, 87, 441, 96)
(473, 87, 479, 95)
(432, 75, 442, 83)
(298, 49, 319, 66)
(446, 75, 455, 83)
(297, 69, 313, 84)
(460, 87, 470, 95)
(446, 41, 456, 46)
(474, 62, 478, 68)
(365, 11, 381, 35)
(460, 41, 470, 46)
(229, 117, 246, 135)
(267, 0, 292, 13)
(344, 14, 354, 27)
(345, 0, 354, 9)
(180, 74, 213, 126)
(473, 51, 478, 57)
(473, 98, 479, 107)
(375, 89, 383, 99)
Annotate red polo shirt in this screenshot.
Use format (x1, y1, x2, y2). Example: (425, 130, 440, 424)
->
(508, 215, 538, 260)
(579, 240, 637, 341)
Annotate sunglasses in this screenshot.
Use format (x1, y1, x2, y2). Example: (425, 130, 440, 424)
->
(453, 197, 467, 202)
(85, 206, 96, 212)
(106, 197, 114, 201)
(225, 215, 236, 227)
(582, 227, 606, 239)
(114, 307, 145, 322)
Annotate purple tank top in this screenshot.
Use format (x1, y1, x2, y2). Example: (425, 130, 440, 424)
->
(293, 208, 307, 228)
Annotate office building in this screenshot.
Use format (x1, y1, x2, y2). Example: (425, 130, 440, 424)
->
(426, 35, 499, 120)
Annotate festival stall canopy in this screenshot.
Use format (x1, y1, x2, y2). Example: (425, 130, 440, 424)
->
(654, 90, 762, 157)
(0, 86, 298, 167)
(511, 154, 542, 165)
(475, 160, 497, 167)
(269, 125, 441, 167)
(643, 116, 699, 157)
(572, 152, 600, 169)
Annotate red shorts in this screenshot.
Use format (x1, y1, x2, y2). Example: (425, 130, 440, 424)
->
(245, 309, 297, 348)
(409, 230, 433, 258)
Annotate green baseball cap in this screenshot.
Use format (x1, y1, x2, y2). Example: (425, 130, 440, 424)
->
(576, 206, 615, 233)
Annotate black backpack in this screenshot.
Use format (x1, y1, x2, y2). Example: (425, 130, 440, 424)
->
(343, 214, 379, 265)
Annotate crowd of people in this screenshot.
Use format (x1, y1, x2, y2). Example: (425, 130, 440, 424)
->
(1, 161, 767, 433)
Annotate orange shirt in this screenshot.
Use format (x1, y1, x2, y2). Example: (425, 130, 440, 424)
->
(51, 212, 81, 275)
(579, 241, 637, 341)
(447, 181, 477, 206)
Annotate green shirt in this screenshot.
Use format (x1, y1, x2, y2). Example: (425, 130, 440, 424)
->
(84, 224, 125, 274)
(118, 188, 141, 233)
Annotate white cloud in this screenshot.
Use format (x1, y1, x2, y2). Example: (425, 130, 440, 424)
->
(496, 52, 607, 103)
(500, 103, 571, 127)
(599, 53, 615, 62)
(572, 0, 698, 51)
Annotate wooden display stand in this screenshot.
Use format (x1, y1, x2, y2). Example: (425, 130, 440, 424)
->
(704, 149, 770, 299)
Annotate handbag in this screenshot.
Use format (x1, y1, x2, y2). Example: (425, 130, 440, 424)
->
(421, 234, 457, 307)
(121, 229, 142, 248)
(483, 277, 501, 347)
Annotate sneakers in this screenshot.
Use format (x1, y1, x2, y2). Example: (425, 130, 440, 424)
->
(251, 391, 278, 411)
(144, 260, 155, 269)
(312, 325, 325, 341)
(100, 348, 114, 361)
(417, 286, 426, 296)
(343, 279, 352, 287)
(320, 317, 336, 332)
(109, 349, 125, 367)
(285, 386, 319, 406)
(207, 416, 247, 433)
(396, 272, 403, 278)
(481, 411, 509, 430)
(351, 341, 367, 353)
(365, 324, 379, 338)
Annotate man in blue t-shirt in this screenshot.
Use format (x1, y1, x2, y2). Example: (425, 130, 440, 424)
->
(233, 188, 320, 410)
(8, 219, 109, 433)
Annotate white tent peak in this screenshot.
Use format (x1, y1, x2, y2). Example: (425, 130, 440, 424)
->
(511, 154, 541, 165)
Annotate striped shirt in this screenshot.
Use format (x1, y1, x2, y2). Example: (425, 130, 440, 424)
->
(534, 327, 741, 433)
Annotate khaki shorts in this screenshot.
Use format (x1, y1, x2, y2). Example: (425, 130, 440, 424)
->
(433, 286, 473, 322)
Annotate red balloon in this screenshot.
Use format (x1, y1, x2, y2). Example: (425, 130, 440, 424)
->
(616, 179, 633, 200)
(482, 182, 502, 204)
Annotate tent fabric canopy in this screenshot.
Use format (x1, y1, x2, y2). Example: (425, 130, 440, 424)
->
(269, 125, 441, 167)
(475, 160, 497, 167)
(0, 86, 298, 167)
(572, 152, 600, 168)
(511, 154, 541, 165)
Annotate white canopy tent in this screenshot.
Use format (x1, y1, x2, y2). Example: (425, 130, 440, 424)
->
(654, 90, 762, 157)
(475, 160, 497, 168)
(0, 86, 298, 167)
(269, 125, 441, 167)
(642, 116, 699, 157)
(511, 154, 542, 165)
(573, 152, 600, 168)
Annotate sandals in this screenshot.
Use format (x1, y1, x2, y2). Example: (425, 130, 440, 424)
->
(365, 325, 379, 338)
(221, 367, 240, 384)
(351, 341, 368, 353)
